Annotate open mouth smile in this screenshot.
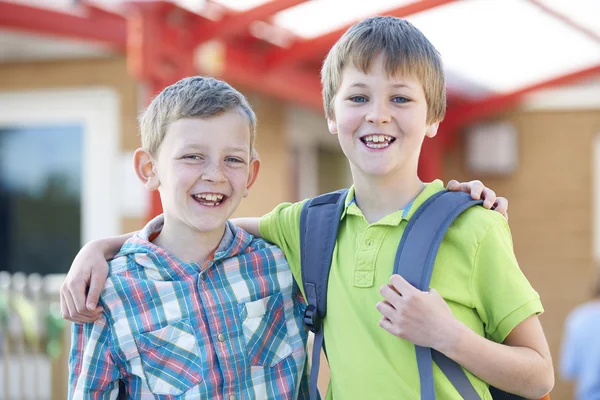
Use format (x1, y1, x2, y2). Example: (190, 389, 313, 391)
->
(192, 193, 228, 207)
(360, 134, 396, 149)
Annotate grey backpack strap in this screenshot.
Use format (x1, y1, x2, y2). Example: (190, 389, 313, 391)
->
(394, 191, 483, 400)
(299, 189, 348, 400)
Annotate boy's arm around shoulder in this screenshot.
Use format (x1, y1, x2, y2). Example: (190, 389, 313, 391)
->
(442, 210, 553, 398)
(61, 232, 134, 323)
(234, 200, 308, 260)
(69, 309, 122, 399)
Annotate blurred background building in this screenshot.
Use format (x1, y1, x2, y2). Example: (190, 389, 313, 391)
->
(0, 0, 599, 398)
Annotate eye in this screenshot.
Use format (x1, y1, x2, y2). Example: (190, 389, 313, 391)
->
(183, 154, 202, 160)
(392, 96, 410, 104)
(349, 95, 368, 103)
(225, 157, 245, 164)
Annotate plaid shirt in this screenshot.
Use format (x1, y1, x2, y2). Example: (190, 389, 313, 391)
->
(69, 216, 309, 399)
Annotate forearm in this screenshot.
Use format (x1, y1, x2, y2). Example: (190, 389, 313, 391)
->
(231, 218, 261, 237)
(94, 232, 135, 260)
(438, 323, 553, 398)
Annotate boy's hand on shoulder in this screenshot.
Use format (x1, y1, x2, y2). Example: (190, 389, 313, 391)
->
(60, 240, 109, 324)
(376, 274, 460, 349)
(447, 179, 509, 220)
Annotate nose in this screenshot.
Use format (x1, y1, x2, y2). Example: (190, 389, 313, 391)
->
(200, 163, 227, 183)
(365, 100, 391, 125)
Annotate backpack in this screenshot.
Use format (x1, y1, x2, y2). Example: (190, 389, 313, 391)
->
(299, 189, 525, 400)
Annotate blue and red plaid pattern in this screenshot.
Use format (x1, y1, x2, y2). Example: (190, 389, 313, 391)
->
(69, 216, 309, 399)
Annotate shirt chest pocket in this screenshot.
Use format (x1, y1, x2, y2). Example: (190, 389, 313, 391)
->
(238, 293, 293, 367)
(134, 319, 204, 396)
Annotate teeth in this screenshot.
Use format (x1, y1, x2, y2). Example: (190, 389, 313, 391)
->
(363, 134, 392, 143)
(194, 193, 224, 202)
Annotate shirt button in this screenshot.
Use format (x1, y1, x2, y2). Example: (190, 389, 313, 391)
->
(229, 395, 237, 400)
(217, 333, 226, 342)
(367, 240, 373, 247)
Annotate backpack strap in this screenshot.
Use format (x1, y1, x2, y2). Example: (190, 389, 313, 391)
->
(299, 189, 348, 400)
(394, 190, 483, 400)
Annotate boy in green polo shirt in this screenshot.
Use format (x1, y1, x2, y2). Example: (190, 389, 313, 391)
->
(59, 17, 552, 400)
(245, 17, 553, 399)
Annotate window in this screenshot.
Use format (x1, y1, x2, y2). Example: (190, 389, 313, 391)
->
(0, 125, 82, 274)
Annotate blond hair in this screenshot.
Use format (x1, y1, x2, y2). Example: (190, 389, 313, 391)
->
(321, 16, 446, 124)
(139, 76, 257, 156)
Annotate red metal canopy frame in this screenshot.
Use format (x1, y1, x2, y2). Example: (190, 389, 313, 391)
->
(1, 0, 598, 219)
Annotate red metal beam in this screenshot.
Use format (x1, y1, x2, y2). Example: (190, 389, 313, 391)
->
(265, 0, 460, 69)
(0, 1, 126, 49)
(443, 64, 600, 132)
(526, 0, 600, 45)
(193, 0, 308, 43)
(220, 45, 323, 110)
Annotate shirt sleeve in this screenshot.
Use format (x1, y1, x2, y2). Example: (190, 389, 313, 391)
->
(471, 214, 544, 343)
(259, 200, 308, 291)
(69, 315, 122, 399)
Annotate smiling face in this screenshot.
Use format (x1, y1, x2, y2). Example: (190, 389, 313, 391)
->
(327, 54, 439, 182)
(137, 111, 259, 237)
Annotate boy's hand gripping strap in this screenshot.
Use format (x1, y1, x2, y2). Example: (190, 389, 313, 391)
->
(299, 189, 348, 400)
(394, 190, 483, 400)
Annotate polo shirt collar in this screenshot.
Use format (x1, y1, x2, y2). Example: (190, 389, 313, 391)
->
(341, 180, 446, 225)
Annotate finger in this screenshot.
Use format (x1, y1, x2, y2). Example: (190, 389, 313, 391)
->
(60, 291, 70, 320)
(481, 189, 496, 209)
(380, 285, 404, 309)
(446, 180, 460, 191)
(86, 268, 108, 311)
(64, 287, 102, 322)
(376, 300, 398, 321)
(389, 274, 418, 296)
(378, 317, 401, 338)
(69, 279, 90, 315)
(494, 197, 509, 215)
(62, 289, 79, 322)
(467, 180, 484, 200)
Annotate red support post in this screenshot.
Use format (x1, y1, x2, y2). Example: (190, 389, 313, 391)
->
(418, 135, 443, 182)
(126, 2, 199, 220)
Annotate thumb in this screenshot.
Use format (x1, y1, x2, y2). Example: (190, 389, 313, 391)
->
(86, 268, 108, 311)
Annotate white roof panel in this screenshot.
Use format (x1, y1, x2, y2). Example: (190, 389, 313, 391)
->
(273, 0, 415, 39)
(408, 0, 600, 93)
(535, 0, 600, 37)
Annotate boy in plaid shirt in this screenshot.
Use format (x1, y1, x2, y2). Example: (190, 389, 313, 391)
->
(68, 76, 309, 399)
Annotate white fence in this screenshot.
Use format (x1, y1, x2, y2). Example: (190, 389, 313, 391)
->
(0, 272, 68, 400)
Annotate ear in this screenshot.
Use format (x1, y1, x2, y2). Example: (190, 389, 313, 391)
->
(425, 121, 440, 139)
(327, 115, 338, 135)
(243, 157, 261, 198)
(134, 148, 160, 191)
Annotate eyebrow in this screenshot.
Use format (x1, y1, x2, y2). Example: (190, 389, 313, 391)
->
(349, 82, 413, 89)
(180, 144, 249, 153)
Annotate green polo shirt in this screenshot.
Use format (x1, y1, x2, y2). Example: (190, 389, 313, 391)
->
(259, 180, 543, 400)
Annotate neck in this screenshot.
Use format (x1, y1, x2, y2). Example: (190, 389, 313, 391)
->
(153, 217, 226, 265)
(352, 168, 425, 224)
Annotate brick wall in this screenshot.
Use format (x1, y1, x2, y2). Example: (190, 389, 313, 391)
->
(444, 108, 600, 399)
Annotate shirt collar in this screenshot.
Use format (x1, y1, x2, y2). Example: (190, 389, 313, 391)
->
(118, 215, 253, 278)
(340, 180, 446, 225)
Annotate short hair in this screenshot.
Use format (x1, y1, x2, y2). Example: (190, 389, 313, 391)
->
(139, 76, 257, 156)
(321, 16, 446, 124)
